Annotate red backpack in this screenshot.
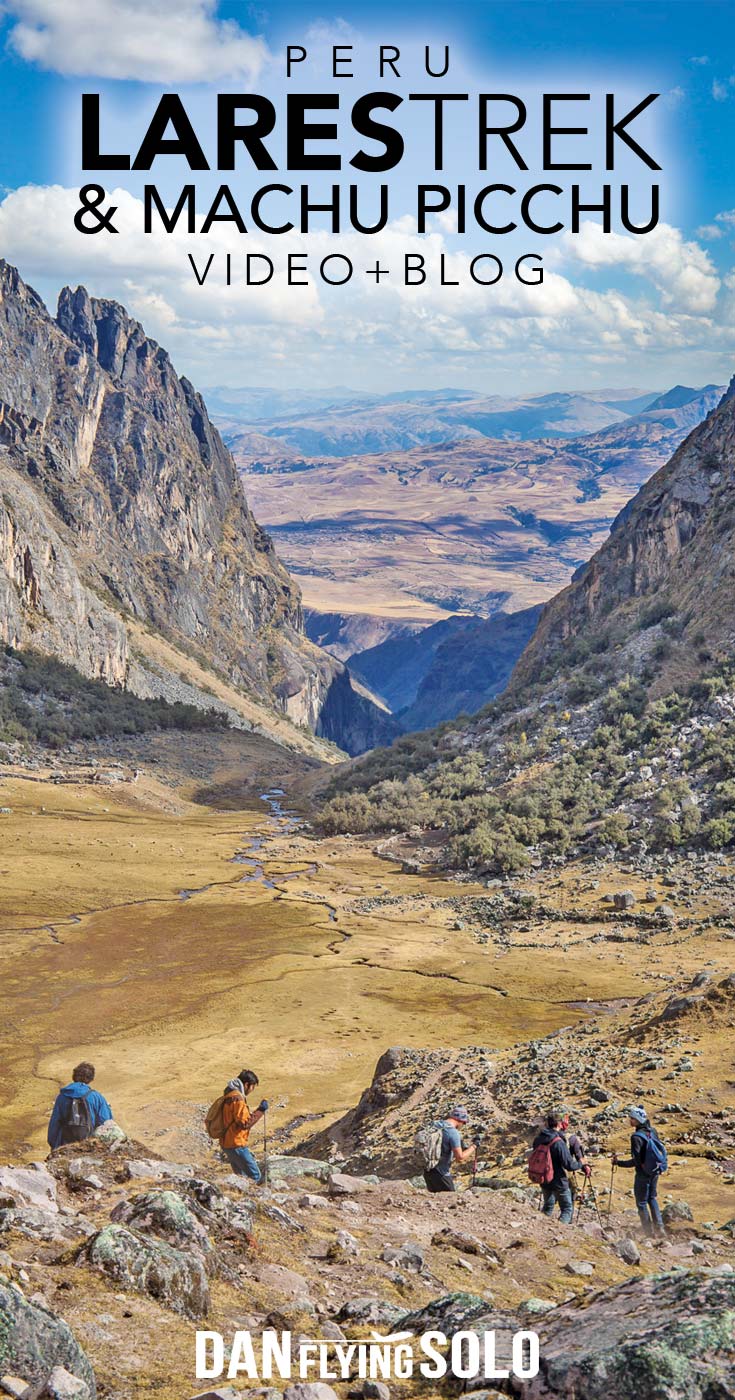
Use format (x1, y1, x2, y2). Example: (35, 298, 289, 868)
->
(528, 1135, 561, 1185)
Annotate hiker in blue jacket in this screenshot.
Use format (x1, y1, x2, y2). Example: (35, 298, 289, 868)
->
(48, 1062, 113, 1149)
(613, 1104, 667, 1237)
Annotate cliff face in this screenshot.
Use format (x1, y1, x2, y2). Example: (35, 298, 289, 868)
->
(0, 261, 385, 752)
(512, 376, 735, 690)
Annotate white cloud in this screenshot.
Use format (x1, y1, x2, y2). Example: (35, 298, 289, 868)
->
(0, 184, 728, 390)
(4, 0, 268, 82)
(559, 220, 720, 313)
(712, 78, 731, 102)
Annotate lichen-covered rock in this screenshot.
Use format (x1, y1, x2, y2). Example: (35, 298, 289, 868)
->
(92, 1121, 127, 1147)
(110, 1190, 213, 1260)
(336, 1297, 405, 1329)
(79, 1223, 209, 1318)
(518, 1269, 735, 1398)
(0, 1284, 96, 1396)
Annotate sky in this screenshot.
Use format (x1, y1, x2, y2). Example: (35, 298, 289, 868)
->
(0, 0, 734, 396)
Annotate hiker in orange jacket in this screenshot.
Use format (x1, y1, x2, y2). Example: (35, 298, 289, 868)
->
(220, 1070, 268, 1181)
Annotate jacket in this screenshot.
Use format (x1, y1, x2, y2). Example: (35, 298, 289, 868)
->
(221, 1089, 252, 1149)
(532, 1127, 582, 1185)
(48, 1082, 113, 1149)
(618, 1126, 663, 1174)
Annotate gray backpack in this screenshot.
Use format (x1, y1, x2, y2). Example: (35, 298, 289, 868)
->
(414, 1121, 445, 1170)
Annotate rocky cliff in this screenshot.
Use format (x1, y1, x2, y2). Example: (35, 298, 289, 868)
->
(512, 375, 735, 693)
(0, 261, 388, 753)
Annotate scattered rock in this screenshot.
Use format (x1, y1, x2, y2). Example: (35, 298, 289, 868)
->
(381, 1241, 424, 1273)
(565, 1260, 595, 1277)
(267, 1158, 332, 1184)
(283, 1386, 339, 1400)
(431, 1228, 492, 1258)
(327, 1173, 376, 1198)
(122, 1160, 193, 1182)
(615, 1238, 641, 1266)
(663, 1200, 694, 1225)
(0, 1165, 58, 1215)
(613, 891, 636, 910)
(0, 1285, 96, 1397)
(0, 1207, 94, 1244)
(80, 1224, 209, 1318)
(44, 1366, 92, 1399)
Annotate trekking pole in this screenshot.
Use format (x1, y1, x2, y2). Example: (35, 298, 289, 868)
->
(575, 1175, 588, 1226)
(607, 1160, 616, 1223)
(262, 1110, 269, 1188)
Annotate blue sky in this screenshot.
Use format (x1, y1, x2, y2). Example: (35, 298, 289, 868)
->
(0, 1, 733, 394)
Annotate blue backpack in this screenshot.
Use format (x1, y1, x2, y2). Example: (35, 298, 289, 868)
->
(641, 1129, 667, 1176)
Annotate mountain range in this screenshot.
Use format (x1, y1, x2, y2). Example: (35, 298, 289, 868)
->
(225, 379, 722, 729)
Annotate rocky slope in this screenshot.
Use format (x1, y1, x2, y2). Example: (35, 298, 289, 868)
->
(1, 964, 734, 1400)
(0, 261, 391, 755)
(512, 376, 735, 694)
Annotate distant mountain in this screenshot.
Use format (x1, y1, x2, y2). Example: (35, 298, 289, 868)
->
(0, 261, 393, 756)
(231, 383, 724, 645)
(646, 384, 719, 412)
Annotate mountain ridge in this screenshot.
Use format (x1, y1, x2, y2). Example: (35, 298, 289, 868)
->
(0, 260, 393, 756)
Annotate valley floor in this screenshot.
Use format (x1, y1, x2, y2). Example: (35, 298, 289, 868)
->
(1, 734, 734, 1234)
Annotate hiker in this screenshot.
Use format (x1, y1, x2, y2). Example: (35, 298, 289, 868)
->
(421, 1107, 477, 1193)
(47, 1062, 113, 1149)
(529, 1110, 590, 1223)
(612, 1105, 667, 1237)
(561, 1111, 588, 1169)
(561, 1110, 588, 1197)
(214, 1070, 268, 1182)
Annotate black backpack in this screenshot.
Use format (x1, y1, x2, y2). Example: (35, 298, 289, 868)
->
(59, 1088, 94, 1144)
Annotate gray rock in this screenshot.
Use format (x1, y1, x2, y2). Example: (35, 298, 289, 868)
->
(0, 1166, 57, 1215)
(283, 1387, 339, 1400)
(0, 1285, 95, 1396)
(565, 1260, 595, 1277)
(363, 1383, 391, 1399)
(381, 1240, 424, 1272)
(80, 1224, 209, 1318)
(613, 891, 636, 909)
(122, 1160, 194, 1182)
(327, 1173, 376, 1198)
(0, 1207, 93, 1244)
(663, 1200, 694, 1224)
(615, 1238, 641, 1266)
(43, 1366, 92, 1399)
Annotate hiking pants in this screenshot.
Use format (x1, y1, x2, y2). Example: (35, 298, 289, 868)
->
(541, 1179, 574, 1224)
(634, 1170, 664, 1232)
(424, 1168, 456, 1193)
(224, 1145, 261, 1183)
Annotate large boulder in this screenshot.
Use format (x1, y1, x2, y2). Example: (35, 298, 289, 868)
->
(80, 1224, 209, 1318)
(110, 1190, 214, 1260)
(266, 1158, 332, 1184)
(518, 1269, 735, 1398)
(0, 1165, 58, 1214)
(0, 1284, 96, 1396)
